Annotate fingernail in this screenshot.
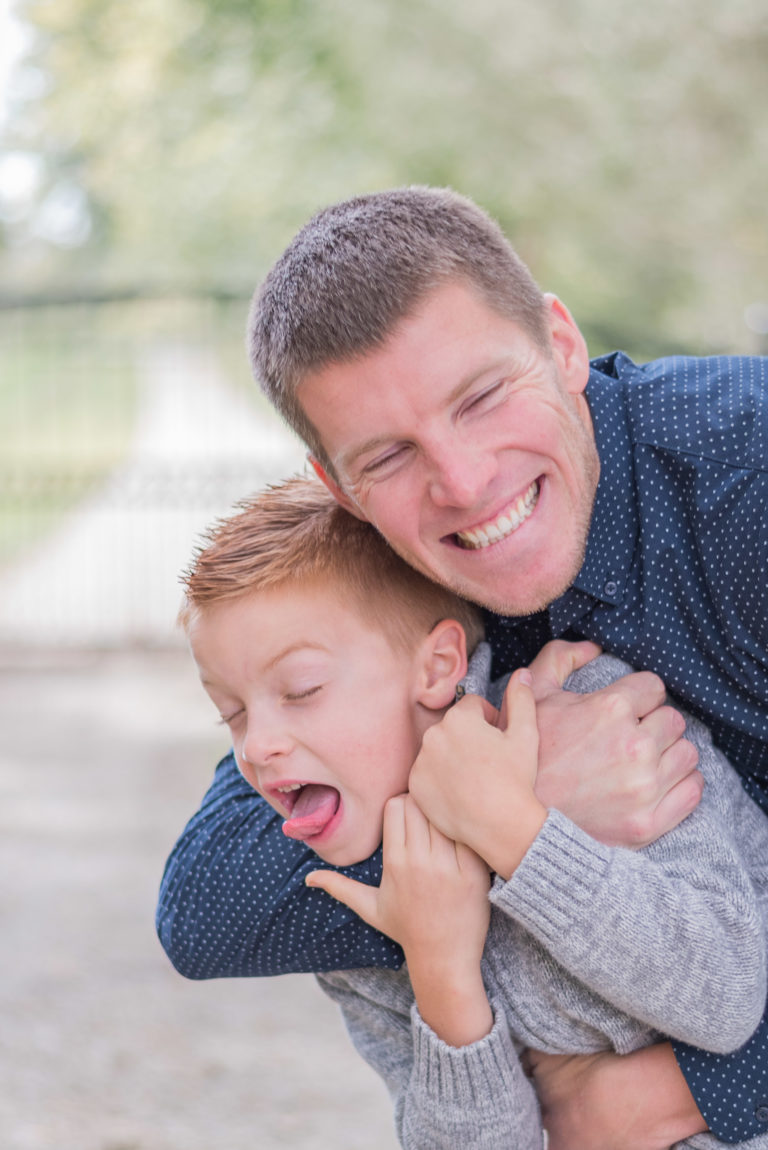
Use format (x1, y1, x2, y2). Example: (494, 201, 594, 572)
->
(518, 668, 533, 686)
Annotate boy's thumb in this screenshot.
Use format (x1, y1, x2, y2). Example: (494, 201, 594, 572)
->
(305, 870, 380, 928)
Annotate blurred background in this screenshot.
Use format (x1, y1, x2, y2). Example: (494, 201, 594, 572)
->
(1, 0, 766, 1146)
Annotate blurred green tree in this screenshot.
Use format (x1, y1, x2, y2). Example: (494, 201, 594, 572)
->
(3, 0, 768, 355)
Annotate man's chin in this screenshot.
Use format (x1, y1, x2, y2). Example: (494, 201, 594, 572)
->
(449, 561, 584, 618)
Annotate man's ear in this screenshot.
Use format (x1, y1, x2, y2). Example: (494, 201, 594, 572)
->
(543, 294, 591, 396)
(308, 455, 368, 521)
(414, 619, 468, 711)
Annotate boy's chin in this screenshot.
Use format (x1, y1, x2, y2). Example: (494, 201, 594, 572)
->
(311, 836, 380, 868)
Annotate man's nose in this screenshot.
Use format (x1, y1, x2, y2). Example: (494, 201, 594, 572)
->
(426, 439, 497, 508)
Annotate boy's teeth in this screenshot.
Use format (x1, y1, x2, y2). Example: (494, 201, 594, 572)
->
(456, 481, 539, 550)
(277, 783, 302, 793)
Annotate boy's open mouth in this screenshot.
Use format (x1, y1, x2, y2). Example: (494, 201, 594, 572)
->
(276, 783, 341, 842)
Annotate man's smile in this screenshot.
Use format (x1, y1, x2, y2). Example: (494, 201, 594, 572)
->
(453, 480, 540, 550)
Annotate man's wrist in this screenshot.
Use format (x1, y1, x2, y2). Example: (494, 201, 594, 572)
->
(605, 1043, 707, 1147)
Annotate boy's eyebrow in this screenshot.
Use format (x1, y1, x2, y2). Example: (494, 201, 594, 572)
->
(264, 640, 328, 671)
(336, 356, 510, 474)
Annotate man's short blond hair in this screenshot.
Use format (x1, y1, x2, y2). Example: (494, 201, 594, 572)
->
(179, 475, 484, 654)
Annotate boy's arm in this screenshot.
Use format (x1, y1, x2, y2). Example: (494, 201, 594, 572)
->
(156, 750, 403, 977)
(311, 795, 545, 1150)
(310, 793, 494, 1047)
(412, 663, 768, 1052)
(157, 655, 694, 980)
(318, 969, 545, 1150)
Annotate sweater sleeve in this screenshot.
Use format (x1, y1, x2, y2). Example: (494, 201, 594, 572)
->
(317, 968, 545, 1150)
(489, 656, 768, 1055)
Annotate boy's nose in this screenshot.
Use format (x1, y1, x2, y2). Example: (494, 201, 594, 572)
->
(241, 722, 292, 767)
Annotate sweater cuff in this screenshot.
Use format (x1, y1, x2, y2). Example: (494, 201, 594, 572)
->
(410, 1000, 521, 1102)
(490, 808, 613, 947)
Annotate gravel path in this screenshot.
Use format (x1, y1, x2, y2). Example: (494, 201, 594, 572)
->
(0, 645, 398, 1150)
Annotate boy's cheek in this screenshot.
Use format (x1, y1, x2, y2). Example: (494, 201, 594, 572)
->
(234, 755, 262, 797)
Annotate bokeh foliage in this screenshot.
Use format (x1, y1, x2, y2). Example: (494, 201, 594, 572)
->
(3, 0, 768, 356)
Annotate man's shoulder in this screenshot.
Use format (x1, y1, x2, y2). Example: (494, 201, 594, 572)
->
(590, 351, 768, 466)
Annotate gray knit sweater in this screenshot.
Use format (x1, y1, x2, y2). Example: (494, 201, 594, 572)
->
(318, 651, 768, 1150)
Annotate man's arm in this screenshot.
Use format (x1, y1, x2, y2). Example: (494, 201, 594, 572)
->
(158, 655, 698, 980)
(156, 750, 402, 977)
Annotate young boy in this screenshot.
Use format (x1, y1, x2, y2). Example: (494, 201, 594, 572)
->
(179, 475, 768, 1150)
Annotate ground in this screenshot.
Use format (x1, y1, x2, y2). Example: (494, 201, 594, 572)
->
(0, 644, 398, 1150)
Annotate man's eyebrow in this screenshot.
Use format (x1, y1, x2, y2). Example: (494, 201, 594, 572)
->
(337, 357, 510, 474)
(445, 357, 510, 406)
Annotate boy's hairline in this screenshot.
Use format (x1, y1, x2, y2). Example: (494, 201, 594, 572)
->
(180, 569, 475, 657)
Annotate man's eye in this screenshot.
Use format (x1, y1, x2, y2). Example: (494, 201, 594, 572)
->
(362, 445, 409, 476)
(464, 381, 506, 414)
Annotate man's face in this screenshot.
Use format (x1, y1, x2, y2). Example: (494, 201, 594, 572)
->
(300, 282, 600, 616)
(188, 582, 433, 866)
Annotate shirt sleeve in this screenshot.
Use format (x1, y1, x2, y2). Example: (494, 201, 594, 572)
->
(317, 969, 545, 1150)
(155, 750, 403, 977)
(672, 1010, 768, 1144)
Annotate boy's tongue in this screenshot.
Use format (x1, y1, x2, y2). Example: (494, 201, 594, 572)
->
(281, 784, 340, 841)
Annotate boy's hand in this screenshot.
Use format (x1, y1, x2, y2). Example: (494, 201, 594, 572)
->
(307, 795, 494, 1046)
(306, 793, 490, 958)
(409, 669, 548, 879)
(526, 640, 703, 847)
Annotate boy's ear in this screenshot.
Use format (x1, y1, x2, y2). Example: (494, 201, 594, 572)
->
(308, 455, 368, 521)
(415, 619, 468, 710)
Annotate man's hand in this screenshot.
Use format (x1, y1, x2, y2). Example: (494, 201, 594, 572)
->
(525, 1043, 708, 1150)
(307, 795, 494, 1046)
(527, 641, 703, 847)
(409, 669, 548, 878)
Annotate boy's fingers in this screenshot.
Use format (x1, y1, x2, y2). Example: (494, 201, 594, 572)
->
(453, 691, 500, 725)
(526, 640, 602, 700)
(305, 870, 380, 928)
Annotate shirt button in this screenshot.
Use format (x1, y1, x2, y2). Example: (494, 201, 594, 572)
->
(756, 1105, 768, 1123)
(604, 580, 618, 598)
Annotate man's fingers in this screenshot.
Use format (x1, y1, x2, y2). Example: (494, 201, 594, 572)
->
(305, 870, 380, 927)
(526, 639, 602, 700)
(598, 669, 668, 720)
(648, 770, 704, 842)
(500, 669, 538, 747)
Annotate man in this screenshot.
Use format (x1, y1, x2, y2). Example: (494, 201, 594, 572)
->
(158, 187, 768, 1147)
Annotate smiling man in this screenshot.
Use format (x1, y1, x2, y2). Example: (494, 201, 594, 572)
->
(158, 187, 768, 1148)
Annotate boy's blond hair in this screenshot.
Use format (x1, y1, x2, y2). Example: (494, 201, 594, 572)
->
(179, 475, 484, 655)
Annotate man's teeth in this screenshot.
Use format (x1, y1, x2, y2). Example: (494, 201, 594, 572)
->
(456, 481, 539, 550)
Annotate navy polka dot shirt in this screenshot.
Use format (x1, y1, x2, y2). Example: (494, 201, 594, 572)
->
(157, 352, 768, 1143)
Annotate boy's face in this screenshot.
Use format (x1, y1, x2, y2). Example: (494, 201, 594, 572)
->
(188, 581, 444, 865)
